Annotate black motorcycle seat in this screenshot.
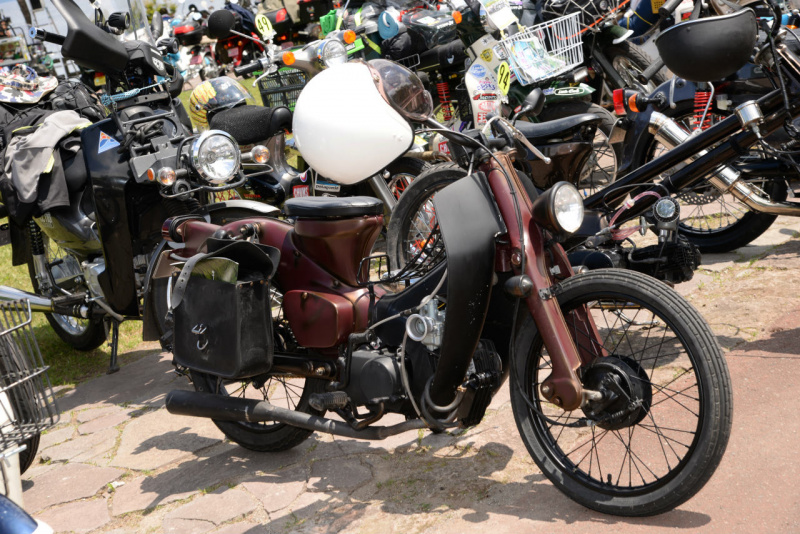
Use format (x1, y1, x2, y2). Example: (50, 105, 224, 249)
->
(283, 195, 384, 219)
(514, 113, 603, 142)
(209, 105, 292, 145)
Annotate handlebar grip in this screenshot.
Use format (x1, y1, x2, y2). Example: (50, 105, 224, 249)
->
(29, 27, 65, 45)
(233, 61, 262, 77)
(658, 0, 682, 18)
(637, 56, 665, 84)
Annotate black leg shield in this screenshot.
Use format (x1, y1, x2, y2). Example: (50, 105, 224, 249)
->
(428, 172, 505, 407)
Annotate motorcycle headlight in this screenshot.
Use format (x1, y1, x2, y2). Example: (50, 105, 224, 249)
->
(532, 182, 584, 236)
(319, 40, 347, 68)
(190, 130, 240, 185)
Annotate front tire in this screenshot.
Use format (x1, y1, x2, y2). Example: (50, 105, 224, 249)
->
(509, 269, 732, 516)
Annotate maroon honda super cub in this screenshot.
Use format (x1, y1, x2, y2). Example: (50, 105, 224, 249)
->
(151, 59, 732, 516)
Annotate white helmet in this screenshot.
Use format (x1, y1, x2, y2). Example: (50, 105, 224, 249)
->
(292, 59, 433, 185)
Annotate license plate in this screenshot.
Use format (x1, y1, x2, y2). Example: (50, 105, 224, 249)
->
(227, 48, 239, 58)
(293, 185, 309, 197)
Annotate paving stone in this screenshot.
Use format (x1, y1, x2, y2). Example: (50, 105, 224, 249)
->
(76, 405, 125, 423)
(268, 491, 329, 527)
(111, 443, 276, 516)
(24, 463, 123, 513)
(241, 478, 306, 513)
(77, 411, 131, 435)
(36, 498, 110, 533)
(308, 458, 372, 492)
(164, 488, 259, 527)
(213, 522, 268, 534)
(40, 427, 117, 463)
(111, 408, 223, 471)
(162, 518, 216, 534)
(58, 351, 189, 412)
(39, 426, 75, 450)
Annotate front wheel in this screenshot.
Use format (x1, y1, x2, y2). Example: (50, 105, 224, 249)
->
(509, 269, 732, 516)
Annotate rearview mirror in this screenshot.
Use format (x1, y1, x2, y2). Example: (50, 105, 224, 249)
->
(151, 12, 164, 38)
(207, 9, 235, 40)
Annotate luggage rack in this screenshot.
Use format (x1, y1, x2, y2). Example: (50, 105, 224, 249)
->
(257, 68, 308, 111)
(0, 299, 58, 458)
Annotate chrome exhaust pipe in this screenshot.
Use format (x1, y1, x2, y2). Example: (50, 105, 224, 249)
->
(649, 111, 800, 216)
(165, 389, 427, 440)
(0, 286, 54, 313)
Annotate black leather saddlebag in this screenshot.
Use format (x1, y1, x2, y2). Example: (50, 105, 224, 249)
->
(171, 239, 280, 380)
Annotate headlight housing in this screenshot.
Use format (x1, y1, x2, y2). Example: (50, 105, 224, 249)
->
(319, 40, 347, 68)
(532, 182, 584, 236)
(190, 130, 240, 185)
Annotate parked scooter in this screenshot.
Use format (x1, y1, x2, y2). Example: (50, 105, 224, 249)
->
(158, 58, 732, 517)
(0, 0, 269, 368)
(166, 3, 220, 81)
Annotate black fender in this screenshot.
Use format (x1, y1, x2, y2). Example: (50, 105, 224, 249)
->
(428, 172, 505, 406)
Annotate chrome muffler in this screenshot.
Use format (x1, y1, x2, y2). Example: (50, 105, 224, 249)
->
(649, 111, 800, 216)
(0, 286, 54, 312)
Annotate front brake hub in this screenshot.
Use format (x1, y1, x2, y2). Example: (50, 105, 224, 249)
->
(581, 357, 652, 430)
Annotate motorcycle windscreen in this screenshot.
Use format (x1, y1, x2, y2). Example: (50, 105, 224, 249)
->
(427, 171, 506, 406)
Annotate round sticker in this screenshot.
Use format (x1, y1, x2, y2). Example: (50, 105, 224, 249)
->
(497, 61, 511, 95)
(255, 14, 273, 38)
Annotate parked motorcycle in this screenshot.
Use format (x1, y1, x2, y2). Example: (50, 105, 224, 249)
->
(164, 4, 220, 81)
(159, 58, 732, 517)
(582, 2, 800, 262)
(0, 0, 270, 370)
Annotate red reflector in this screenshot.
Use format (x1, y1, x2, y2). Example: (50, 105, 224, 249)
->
(612, 89, 626, 115)
(276, 8, 287, 22)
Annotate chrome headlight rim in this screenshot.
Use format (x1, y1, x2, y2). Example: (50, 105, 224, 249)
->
(532, 182, 585, 236)
(318, 39, 347, 68)
(190, 130, 241, 185)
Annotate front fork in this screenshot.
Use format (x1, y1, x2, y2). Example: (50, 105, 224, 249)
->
(486, 154, 603, 411)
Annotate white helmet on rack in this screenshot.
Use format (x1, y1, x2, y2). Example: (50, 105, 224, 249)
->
(292, 59, 433, 185)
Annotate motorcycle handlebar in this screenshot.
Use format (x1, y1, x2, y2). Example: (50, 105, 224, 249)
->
(234, 60, 262, 77)
(637, 57, 665, 84)
(30, 26, 65, 45)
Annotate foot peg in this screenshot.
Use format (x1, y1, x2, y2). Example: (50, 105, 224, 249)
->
(309, 391, 349, 411)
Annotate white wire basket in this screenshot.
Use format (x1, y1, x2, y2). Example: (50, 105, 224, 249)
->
(498, 12, 584, 86)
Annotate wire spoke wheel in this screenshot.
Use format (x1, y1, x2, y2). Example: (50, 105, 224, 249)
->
(27, 232, 106, 350)
(190, 287, 325, 452)
(510, 270, 731, 516)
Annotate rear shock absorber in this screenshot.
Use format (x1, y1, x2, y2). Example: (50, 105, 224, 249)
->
(693, 90, 713, 131)
(28, 220, 45, 255)
(436, 72, 452, 122)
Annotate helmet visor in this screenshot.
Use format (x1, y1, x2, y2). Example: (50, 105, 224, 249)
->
(367, 59, 433, 122)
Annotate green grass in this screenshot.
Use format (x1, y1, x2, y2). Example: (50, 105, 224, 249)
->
(0, 229, 145, 387)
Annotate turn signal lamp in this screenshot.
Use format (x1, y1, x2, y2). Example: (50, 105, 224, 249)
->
(343, 29, 356, 44)
(282, 51, 296, 65)
(157, 167, 177, 186)
(453, 11, 462, 24)
(250, 145, 270, 164)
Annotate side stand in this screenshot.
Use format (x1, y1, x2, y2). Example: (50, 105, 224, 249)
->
(107, 320, 121, 374)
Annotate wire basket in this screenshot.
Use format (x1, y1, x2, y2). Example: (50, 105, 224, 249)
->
(499, 12, 584, 86)
(396, 54, 422, 71)
(0, 300, 58, 455)
(257, 68, 309, 111)
(542, 0, 630, 33)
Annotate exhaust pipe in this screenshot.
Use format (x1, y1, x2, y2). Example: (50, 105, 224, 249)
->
(0, 286, 54, 312)
(165, 389, 427, 440)
(650, 111, 800, 216)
